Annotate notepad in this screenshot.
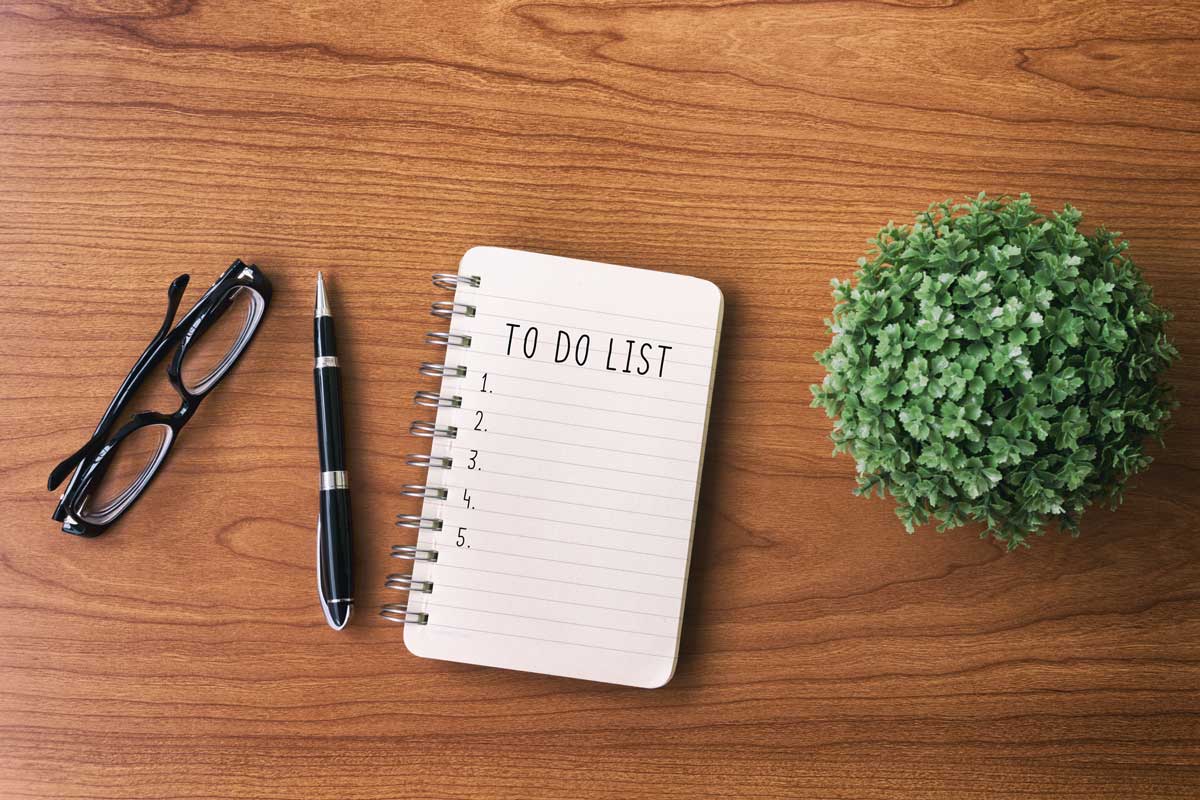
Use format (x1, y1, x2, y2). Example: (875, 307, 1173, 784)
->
(387, 247, 723, 688)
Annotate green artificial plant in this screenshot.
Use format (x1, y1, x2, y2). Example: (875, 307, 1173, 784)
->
(811, 193, 1178, 549)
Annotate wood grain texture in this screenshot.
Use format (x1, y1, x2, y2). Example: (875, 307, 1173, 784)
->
(1, 1, 1198, 797)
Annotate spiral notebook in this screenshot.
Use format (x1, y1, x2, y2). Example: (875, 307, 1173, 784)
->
(385, 247, 723, 688)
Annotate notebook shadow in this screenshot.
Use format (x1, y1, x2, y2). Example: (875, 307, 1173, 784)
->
(674, 290, 736, 681)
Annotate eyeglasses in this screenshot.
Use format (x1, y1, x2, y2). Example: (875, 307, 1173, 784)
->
(48, 261, 273, 537)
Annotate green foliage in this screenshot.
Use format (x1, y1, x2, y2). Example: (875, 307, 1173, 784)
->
(810, 194, 1179, 549)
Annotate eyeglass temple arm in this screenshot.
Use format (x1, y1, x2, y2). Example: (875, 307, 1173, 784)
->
(46, 274, 191, 491)
(152, 273, 191, 343)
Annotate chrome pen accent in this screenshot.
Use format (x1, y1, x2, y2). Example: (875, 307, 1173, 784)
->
(319, 470, 349, 491)
(315, 275, 332, 318)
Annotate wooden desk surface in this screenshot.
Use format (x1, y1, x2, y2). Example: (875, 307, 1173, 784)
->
(2, 2, 1198, 798)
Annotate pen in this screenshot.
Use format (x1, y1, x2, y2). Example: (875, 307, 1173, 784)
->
(314, 272, 354, 630)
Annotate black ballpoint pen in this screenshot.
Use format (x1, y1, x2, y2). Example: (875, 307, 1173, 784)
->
(314, 272, 354, 630)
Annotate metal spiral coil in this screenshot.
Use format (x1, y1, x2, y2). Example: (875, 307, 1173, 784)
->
(419, 362, 467, 378)
(431, 300, 477, 318)
(425, 331, 472, 348)
(406, 453, 453, 469)
(432, 273, 481, 291)
(414, 391, 462, 408)
(385, 271, 481, 627)
(386, 573, 434, 593)
(400, 484, 448, 499)
(395, 515, 443, 531)
(409, 420, 457, 438)
(380, 603, 428, 625)
(391, 543, 439, 561)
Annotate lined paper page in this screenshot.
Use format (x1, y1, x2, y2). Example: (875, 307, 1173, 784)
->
(404, 247, 723, 688)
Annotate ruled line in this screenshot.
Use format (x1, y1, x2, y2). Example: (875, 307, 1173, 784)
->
(459, 369, 709, 407)
(458, 289, 718, 331)
(464, 409, 700, 444)
(423, 602, 676, 638)
(432, 583, 677, 619)
(475, 449, 696, 482)
(464, 430, 695, 464)
(477, 469, 693, 502)
(466, 347, 711, 387)
(463, 527, 686, 559)
(486, 391, 704, 425)
(466, 546, 685, 579)
(442, 484, 693, 521)
(427, 562, 679, 598)
(452, 507, 689, 541)
(420, 622, 675, 658)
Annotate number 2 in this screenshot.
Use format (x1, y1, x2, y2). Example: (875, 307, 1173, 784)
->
(474, 410, 485, 431)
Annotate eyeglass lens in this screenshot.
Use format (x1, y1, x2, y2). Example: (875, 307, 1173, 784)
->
(80, 423, 174, 523)
(180, 286, 267, 394)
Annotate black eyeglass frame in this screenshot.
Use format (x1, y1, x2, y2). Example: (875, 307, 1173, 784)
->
(48, 260, 272, 537)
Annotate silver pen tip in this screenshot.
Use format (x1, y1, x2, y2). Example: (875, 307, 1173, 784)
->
(315, 271, 331, 318)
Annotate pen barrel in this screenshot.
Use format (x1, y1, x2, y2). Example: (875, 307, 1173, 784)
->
(313, 297, 354, 619)
(319, 487, 354, 602)
(314, 365, 347, 471)
(315, 315, 337, 359)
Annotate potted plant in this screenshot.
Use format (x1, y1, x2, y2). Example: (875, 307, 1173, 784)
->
(811, 194, 1178, 548)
